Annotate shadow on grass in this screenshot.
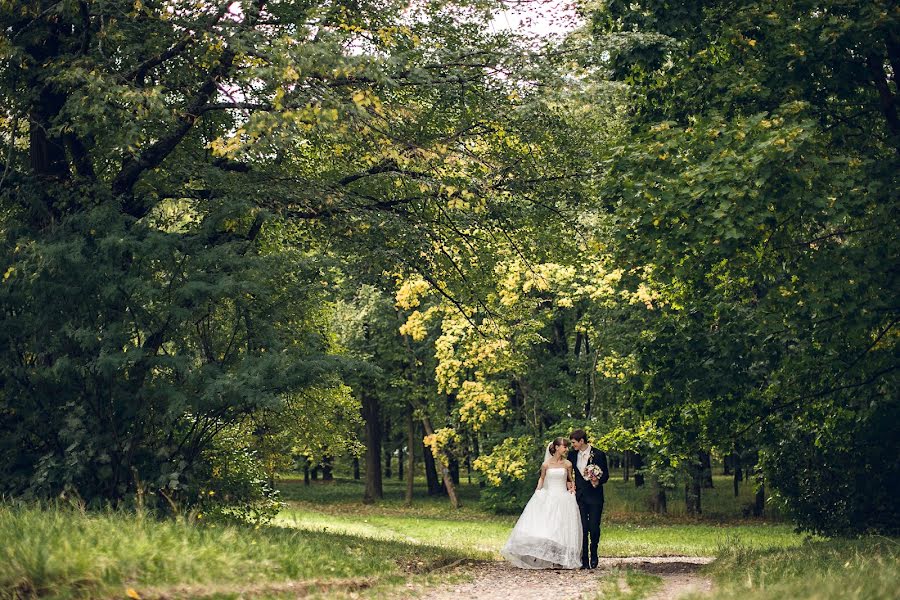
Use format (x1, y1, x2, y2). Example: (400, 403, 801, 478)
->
(0, 502, 477, 600)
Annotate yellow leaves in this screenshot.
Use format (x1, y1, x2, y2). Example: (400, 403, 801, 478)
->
(351, 90, 384, 116)
(395, 276, 431, 310)
(208, 127, 250, 157)
(747, 39, 757, 47)
(457, 380, 509, 431)
(399, 308, 438, 341)
(3, 266, 14, 282)
(424, 427, 459, 457)
(473, 436, 534, 485)
(126, 589, 141, 600)
(595, 352, 639, 381)
(630, 282, 661, 309)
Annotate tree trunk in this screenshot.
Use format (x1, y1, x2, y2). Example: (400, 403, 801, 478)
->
(321, 455, 333, 481)
(685, 459, 702, 515)
(362, 390, 383, 503)
(623, 450, 631, 482)
(398, 445, 404, 480)
(633, 452, 645, 487)
(449, 456, 460, 486)
(303, 459, 310, 486)
(423, 441, 443, 496)
(405, 408, 415, 505)
(311, 464, 320, 480)
(383, 415, 392, 478)
(473, 435, 485, 488)
(700, 450, 713, 488)
(422, 415, 460, 508)
(753, 483, 765, 517)
(723, 453, 732, 476)
(352, 457, 360, 480)
(733, 452, 742, 497)
(651, 478, 667, 514)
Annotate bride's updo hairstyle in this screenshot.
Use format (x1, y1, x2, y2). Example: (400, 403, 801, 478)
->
(547, 437, 568, 456)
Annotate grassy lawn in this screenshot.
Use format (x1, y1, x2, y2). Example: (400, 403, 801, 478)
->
(277, 475, 806, 558)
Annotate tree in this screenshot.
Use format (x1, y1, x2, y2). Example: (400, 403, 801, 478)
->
(0, 0, 555, 507)
(586, 0, 899, 535)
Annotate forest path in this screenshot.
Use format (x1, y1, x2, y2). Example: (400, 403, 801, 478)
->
(410, 556, 715, 600)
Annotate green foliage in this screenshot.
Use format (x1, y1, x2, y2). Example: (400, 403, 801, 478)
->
(0, 201, 339, 505)
(760, 399, 900, 536)
(584, 0, 900, 534)
(0, 0, 546, 510)
(472, 435, 538, 513)
(191, 426, 283, 526)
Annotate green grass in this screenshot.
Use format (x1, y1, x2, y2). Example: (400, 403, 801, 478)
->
(277, 478, 806, 558)
(281, 470, 781, 522)
(694, 537, 900, 600)
(594, 570, 663, 600)
(0, 503, 470, 600)
(276, 505, 804, 558)
(604, 472, 780, 521)
(6, 474, 879, 600)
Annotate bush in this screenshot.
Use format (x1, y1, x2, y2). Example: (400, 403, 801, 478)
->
(187, 427, 283, 526)
(762, 398, 900, 536)
(473, 435, 542, 514)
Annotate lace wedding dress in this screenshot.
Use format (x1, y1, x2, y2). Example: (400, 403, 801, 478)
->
(500, 466, 583, 569)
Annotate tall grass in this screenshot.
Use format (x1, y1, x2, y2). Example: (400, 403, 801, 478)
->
(0, 503, 469, 600)
(695, 537, 900, 600)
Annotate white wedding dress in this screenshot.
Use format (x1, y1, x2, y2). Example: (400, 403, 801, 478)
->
(500, 466, 583, 569)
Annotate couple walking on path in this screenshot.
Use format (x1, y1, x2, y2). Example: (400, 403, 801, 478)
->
(501, 429, 610, 570)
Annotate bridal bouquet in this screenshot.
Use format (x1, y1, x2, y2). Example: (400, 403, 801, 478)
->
(584, 464, 604, 479)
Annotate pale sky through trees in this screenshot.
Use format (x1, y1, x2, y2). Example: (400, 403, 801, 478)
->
(491, 0, 580, 39)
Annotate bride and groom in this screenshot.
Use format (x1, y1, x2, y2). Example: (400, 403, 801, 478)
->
(500, 429, 610, 570)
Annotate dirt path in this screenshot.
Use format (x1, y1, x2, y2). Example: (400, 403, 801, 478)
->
(412, 556, 715, 600)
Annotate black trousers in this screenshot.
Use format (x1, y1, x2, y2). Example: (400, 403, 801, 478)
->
(579, 501, 603, 565)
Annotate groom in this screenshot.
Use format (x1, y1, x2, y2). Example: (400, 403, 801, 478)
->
(568, 429, 610, 569)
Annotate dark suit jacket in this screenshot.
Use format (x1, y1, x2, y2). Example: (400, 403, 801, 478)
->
(568, 446, 610, 506)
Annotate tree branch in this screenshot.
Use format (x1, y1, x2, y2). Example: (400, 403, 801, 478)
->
(866, 52, 900, 151)
(114, 47, 237, 214)
(124, 2, 231, 85)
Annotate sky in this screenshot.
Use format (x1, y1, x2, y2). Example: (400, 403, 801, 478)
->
(490, 0, 581, 39)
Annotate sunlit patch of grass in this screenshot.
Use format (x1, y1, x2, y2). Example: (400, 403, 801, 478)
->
(593, 569, 662, 600)
(278, 471, 783, 524)
(0, 502, 470, 600)
(276, 505, 806, 559)
(689, 537, 900, 600)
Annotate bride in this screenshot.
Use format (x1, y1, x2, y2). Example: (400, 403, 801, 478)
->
(500, 437, 582, 569)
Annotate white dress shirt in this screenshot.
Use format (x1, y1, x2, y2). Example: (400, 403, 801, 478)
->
(577, 444, 592, 474)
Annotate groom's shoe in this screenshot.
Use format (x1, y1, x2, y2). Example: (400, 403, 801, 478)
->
(590, 557, 599, 569)
(580, 561, 590, 570)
